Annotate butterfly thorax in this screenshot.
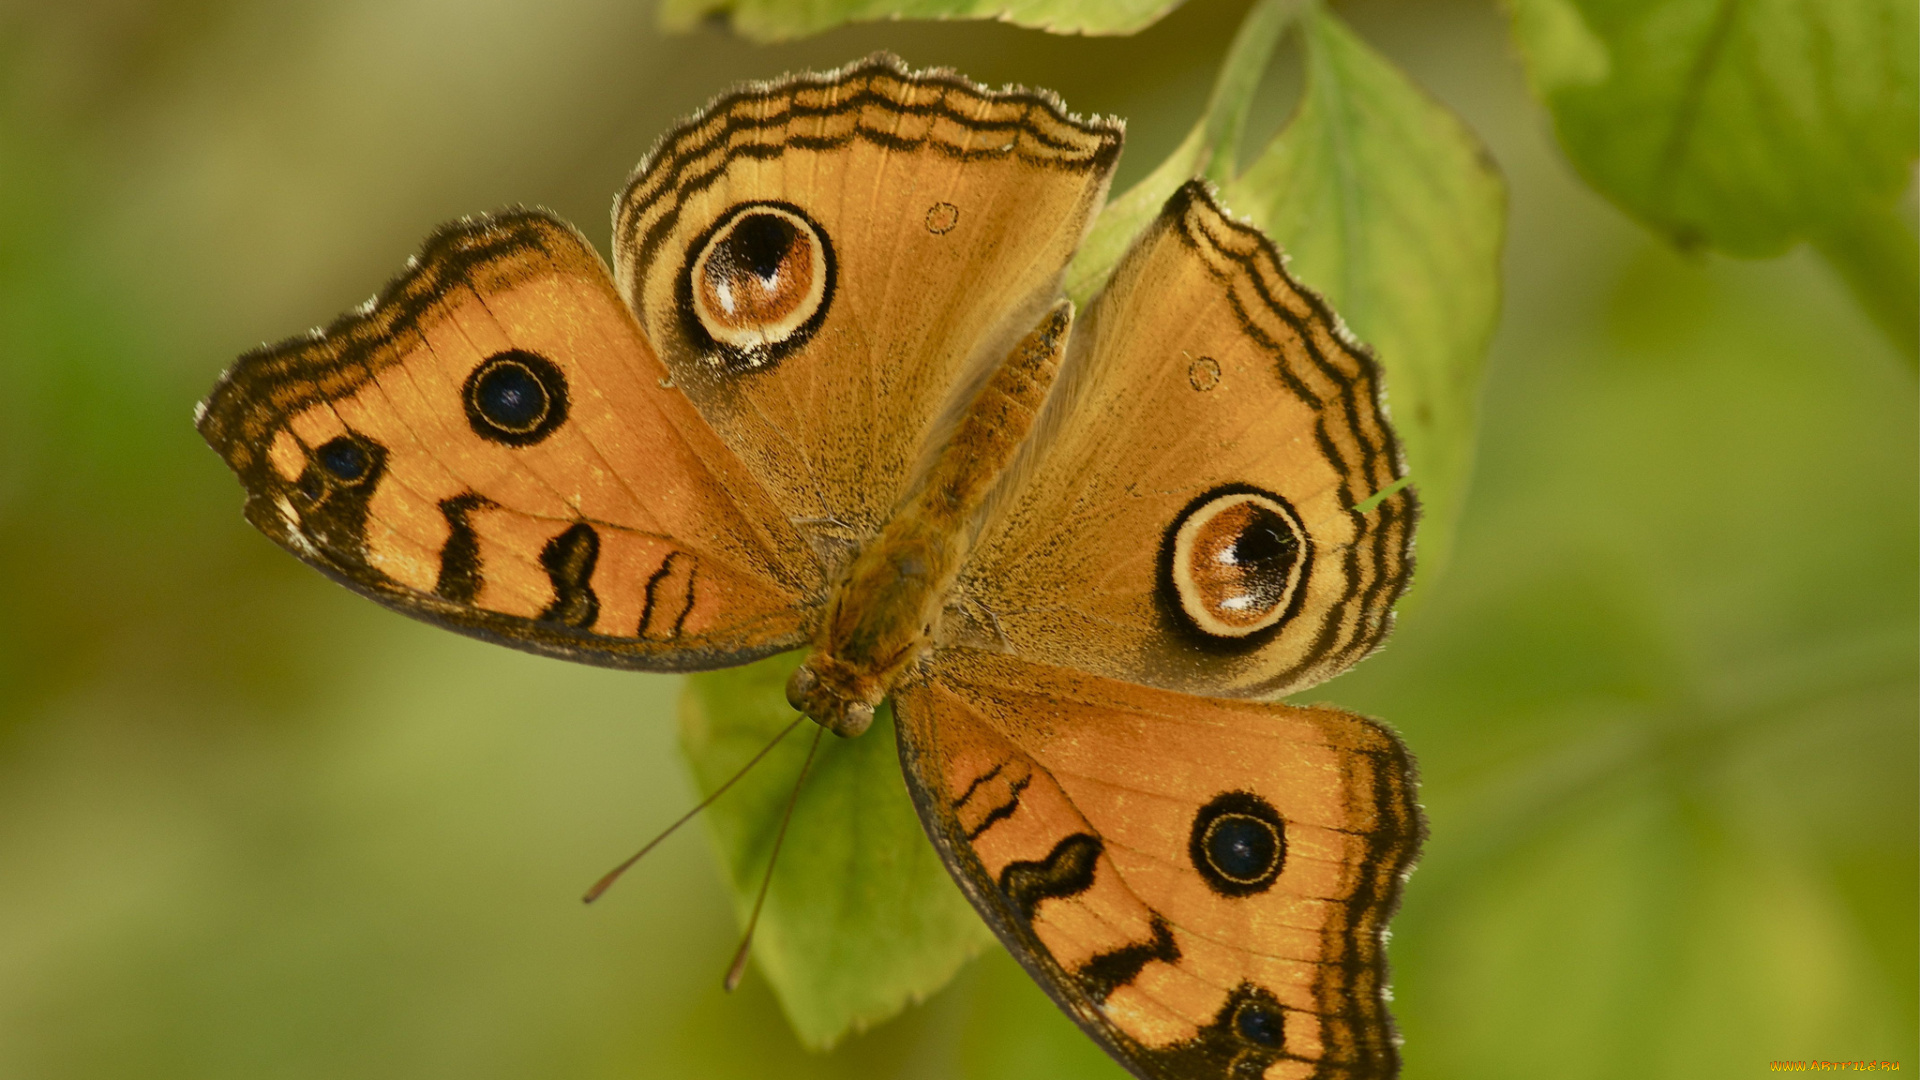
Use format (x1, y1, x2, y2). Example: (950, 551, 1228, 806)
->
(788, 303, 1071, 737)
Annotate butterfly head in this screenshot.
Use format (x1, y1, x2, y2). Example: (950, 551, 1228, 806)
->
(785, 654, 878, 738)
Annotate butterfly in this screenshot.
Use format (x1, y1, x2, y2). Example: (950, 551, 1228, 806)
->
(197, 55, 1422, 1080)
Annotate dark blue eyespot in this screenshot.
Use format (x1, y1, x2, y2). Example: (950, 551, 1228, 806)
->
(1189, 791, 1287, 896)
(316, 437, 371, 483)
(1207, 815, 1278, 882)
(476, 364, 544, 428)
(463, 349, 568, 445)
(1235, 1001, 1283, 1047)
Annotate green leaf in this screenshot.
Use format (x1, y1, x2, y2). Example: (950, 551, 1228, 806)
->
(1505, 0, 1611, 96)
(1063, 0, 1302, 304)
(659, 0, 1182, 40)
(1505, 0, 1920, 362)
(1811, 203, 1920, 369)
(1224, 4, 1506, 588)
(679, 652, 993, 1049)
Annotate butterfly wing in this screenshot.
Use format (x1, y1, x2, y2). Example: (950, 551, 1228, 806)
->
(894, 649, 1421, 1080)
(956, 180, 1415, 699)
(198, 210, 822, 669)
(613, 55, 1122, 564)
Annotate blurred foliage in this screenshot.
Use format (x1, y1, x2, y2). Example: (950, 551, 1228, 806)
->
(1504, 0, 1920, 361)
(662, 0, 1185, 40)
(0, 1, 1912, 1079)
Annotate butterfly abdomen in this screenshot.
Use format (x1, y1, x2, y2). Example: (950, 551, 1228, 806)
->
(919, 301, 1071, 516)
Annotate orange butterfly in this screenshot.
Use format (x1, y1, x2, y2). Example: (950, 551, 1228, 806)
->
(198, 56, 1423, 1080)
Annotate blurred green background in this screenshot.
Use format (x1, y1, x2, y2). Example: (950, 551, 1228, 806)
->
(1, 1, 1913, 1077)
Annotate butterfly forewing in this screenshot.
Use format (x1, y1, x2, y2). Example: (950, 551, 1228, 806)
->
(198, 211, 822, 670)
(959, 181, 1416, 699)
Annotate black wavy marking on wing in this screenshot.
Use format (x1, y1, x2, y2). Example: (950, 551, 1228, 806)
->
(1075, 915, 1179, 1005)
(434, 492, 492, 603)
(964, 773, 1033, 841)
(998, 832, 1102, 924)
(950, 761, 1006, 809)
(639, 551, 698, 640)
(538, 523, 600, 628)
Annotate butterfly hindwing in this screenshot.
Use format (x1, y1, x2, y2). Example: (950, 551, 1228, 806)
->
(198, 210, 823, 669)
(894, 649, 1421, 1080)
(958, 181, 1415, 699)
(613, 55, 1122, 561)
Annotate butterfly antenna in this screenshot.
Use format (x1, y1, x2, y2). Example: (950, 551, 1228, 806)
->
(582, 715, 806, 904)
(724, 723, 825, 992)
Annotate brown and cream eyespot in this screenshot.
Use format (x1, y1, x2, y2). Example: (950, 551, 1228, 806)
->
(680, 201, 834, 369)
(1163, 484, 1310, 640)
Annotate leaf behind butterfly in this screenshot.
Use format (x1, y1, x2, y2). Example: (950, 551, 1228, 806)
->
(1502, 0, 1918, 362)
(679, 651, 993, 1049)
(659, 0, 1183, 41)
(1226, 4, 1507, 590)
